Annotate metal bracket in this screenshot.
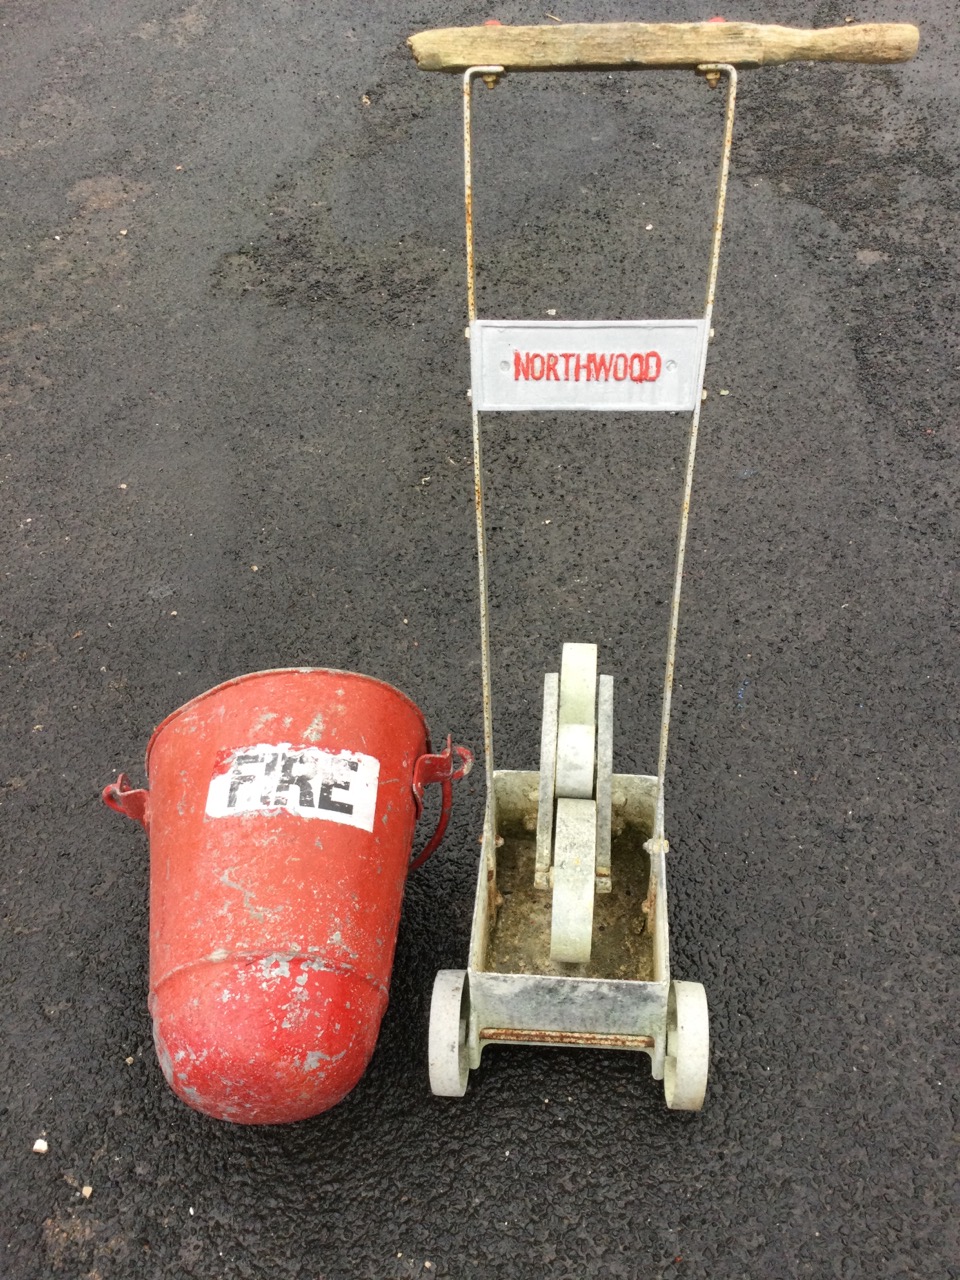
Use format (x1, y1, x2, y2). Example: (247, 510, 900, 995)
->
(595, 675, 614, 893)
(534, 672, 559, 891)
(102, 774, 149, 828)
(410, 737, 474, 871)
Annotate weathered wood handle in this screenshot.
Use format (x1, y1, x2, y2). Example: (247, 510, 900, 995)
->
(408, 21, 920, 73)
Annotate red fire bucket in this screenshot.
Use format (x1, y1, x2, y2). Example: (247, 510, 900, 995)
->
(103, 668, 471, 1124)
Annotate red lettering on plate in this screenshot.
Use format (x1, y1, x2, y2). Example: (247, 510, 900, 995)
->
(513, 349, 664, 385)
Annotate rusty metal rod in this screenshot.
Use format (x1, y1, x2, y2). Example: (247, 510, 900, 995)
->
(480, 1027, 655, 1050)
(651, 64, 738, 852)
(463, 66, 505, 838)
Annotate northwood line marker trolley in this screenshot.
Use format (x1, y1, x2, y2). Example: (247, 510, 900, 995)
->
(409, 20, 919, 1110)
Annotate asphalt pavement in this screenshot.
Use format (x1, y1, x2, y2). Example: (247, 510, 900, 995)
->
(1, 2, 956, 1277)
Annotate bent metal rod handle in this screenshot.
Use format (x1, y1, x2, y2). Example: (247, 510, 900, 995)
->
(410, 737, 474, 872)
(408, 21, 919, 73)
(104, 742, 475, 868)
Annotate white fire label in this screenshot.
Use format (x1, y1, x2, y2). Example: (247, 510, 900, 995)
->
(206, 744, 380, 832)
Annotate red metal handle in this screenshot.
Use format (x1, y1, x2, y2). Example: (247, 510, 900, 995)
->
(410, 736, 473, 871)
(102, 773, 150, 828)
(103, 744, 473, 860)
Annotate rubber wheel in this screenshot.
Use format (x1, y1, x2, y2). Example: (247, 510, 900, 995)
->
(663, 980, 709, 1111)
(428, 970, 470, 1097)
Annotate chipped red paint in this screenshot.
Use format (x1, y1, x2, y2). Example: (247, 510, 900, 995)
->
(103, 668, 471, 1124)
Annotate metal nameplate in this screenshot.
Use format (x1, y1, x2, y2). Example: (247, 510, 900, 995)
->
(470, 319, 707, 413)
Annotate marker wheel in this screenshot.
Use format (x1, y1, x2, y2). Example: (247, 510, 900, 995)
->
(428, 969, 471, 1097)
(663, 980, 709, 1111)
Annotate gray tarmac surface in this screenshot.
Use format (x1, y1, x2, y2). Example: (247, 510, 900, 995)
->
(1, 2, 956, 1277)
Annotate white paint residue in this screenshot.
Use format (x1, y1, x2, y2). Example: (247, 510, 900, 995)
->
(303, 712, 326, 743)
(206, 743, 379, 832)
(259, 953, 291, 981)
(249, 709, 279, 735)
(302, 1048, 346, 1071)
(218, 870, 266, 922)
(327, 930, 360, 960)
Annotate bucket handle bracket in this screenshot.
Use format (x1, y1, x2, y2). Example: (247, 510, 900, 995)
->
(410, 737, 473, 871)
(102, 773, 150, 828)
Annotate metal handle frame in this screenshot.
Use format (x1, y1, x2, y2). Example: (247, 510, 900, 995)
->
(462, 64, 738, 849)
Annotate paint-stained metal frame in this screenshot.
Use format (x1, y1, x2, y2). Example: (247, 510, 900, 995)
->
(462, 63, 738, 851)
(463, 64, 506, 848)
(651, 63, 738, 850)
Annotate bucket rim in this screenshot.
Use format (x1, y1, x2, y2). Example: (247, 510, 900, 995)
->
(144, 667, 430, 773)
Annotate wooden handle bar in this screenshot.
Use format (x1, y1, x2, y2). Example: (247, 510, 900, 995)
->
(408, 21, 919, 73)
